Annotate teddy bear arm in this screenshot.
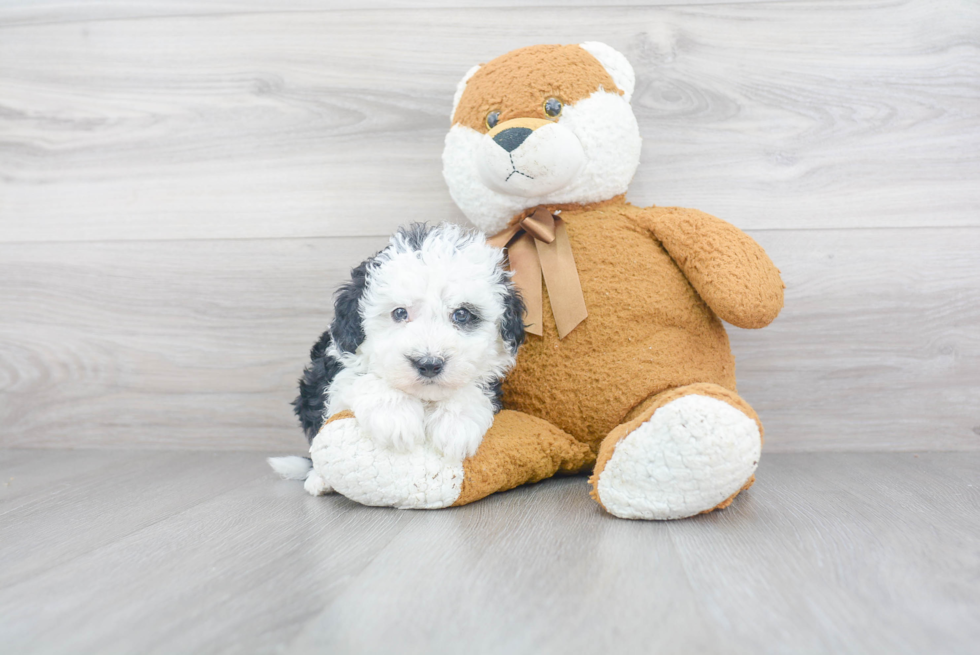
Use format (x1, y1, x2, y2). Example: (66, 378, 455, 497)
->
(639, 206, 785, 329)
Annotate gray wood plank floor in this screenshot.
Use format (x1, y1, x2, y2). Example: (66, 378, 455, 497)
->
(1, 449, 977, 655)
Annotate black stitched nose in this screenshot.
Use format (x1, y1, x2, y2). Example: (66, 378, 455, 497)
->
(492, 127, 533, 153)
(411, 356, 445, 379)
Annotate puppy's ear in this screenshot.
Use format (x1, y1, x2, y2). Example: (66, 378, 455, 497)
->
(330, 259, 371, 354)
(499, 282, 526, 354)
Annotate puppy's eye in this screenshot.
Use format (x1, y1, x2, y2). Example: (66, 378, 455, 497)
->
(544, 97, 562, 118)
(485, 111, 500, 130)
(391, 308, 409, 322)
(452, 307, 473, 324)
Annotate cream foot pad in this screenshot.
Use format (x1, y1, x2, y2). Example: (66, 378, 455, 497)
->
(309, 415, 464, 510)
(596, 395, 761, 520)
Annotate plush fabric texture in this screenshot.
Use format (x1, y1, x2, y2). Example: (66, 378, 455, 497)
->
(452, 44, 621, 132)
(500, 196, 783, 451)
(578, 42, 635, 102)
(443, 89, 641, 235)
(310, 410, 466, 510)
(453, 409, 594, 506)
(446, 195, 782, 517)
(589, 383, 763, 519)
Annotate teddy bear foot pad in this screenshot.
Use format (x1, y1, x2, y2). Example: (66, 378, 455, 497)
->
(310, 414, 465, 510)
(593, 394, 761, 520)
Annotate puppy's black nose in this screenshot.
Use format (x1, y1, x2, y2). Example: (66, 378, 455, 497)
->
(492, 127, 533, 152)
(412, 356, 445, 379)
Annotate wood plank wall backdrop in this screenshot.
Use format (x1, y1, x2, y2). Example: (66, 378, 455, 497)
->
(0, 0, 978, 451)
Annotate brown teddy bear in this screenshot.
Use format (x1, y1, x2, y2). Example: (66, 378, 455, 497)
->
(441, 42, 784, 520)
(303, 42, 783, 520)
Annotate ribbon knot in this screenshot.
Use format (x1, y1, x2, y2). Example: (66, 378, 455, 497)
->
(487, 207, 588, 339)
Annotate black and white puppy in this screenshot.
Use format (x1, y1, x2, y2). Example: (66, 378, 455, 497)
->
(290, 223, 524, 462)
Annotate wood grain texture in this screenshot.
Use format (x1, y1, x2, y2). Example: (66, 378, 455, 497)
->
(1, 0, 978, 242)
(0, 236, 389, 451)
(0, 450, 417, 654)
(0, 0, 800, 27)
(1, 227, 978, 452)
(667, 452, 980, 654)
(735, 227, 980, 451)
(0, 450, 259, 588)
(0, 449, 976, 654)
(0, 448, 165, 508)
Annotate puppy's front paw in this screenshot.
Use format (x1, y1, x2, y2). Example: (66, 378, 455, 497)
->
(426, 402, 493, 461)
(360, 398, 426, 453)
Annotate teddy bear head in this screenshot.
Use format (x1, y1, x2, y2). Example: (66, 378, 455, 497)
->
(442, 42, 642, 235)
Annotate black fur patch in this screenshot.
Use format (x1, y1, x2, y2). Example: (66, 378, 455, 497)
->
(292, 248, 380, 441)
(400, 222, 432, 251)
(330, 258, 371, 354)
(499, 278, 526, 354)
(292, 329, 345, 442)
(485, 378, 505, 414)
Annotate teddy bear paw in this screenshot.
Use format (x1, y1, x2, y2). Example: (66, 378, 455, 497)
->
(309, 413, 465, 510)
(595, 395, 761, 520)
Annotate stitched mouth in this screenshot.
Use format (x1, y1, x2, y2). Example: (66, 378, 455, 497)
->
(504, 152, 533, 182)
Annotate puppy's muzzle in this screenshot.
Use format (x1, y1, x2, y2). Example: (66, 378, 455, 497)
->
(410, 355, 446, 379)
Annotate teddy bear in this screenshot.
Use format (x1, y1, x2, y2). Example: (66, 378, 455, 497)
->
(312, 42, 783, 520)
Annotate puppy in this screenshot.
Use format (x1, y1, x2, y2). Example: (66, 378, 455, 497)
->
(271, 223, 524, 487)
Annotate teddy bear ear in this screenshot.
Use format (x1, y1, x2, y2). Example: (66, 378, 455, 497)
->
(579, 42, 635, 103)
(451, 64, 481, 120)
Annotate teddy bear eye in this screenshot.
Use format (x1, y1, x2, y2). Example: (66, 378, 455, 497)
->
(485, 111, 500, 130)
(391, 307, 409, 322)
(544, 97, 563, 118)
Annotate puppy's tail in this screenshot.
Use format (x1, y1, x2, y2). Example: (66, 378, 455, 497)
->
(267, 456, 313, 481)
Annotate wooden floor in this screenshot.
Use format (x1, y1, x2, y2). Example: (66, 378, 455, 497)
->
(1, 449, 977, 654)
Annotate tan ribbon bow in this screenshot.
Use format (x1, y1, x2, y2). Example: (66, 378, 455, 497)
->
(487, 208, 588, 339)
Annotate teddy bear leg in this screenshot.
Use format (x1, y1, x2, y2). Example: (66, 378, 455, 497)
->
(589, 383, 763, 520)
(452, 409, 595, 507)
(308, 409, 593, 510)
